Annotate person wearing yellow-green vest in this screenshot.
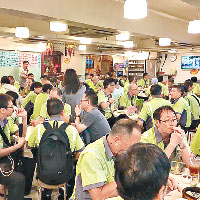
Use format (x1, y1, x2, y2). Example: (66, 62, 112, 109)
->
(118, 83, 143, 110)
(191, 77, 200, 95)
(123, 75, 137, 93)
(190, 124, 200, 155)
(157, 76, 169, 97)
(31, 87, 71, 127)
(98, 78, 117, 128)
(8, 76, 20, 92)
(141, 106, 190, 167)
(170, 85, 192, 129)
(112, 143, 170, 200)
(184, 80, 200, 129)
(70, 119, 141, 200)
(30, 84, 53, 121)
(22, 82, 42, 108)
(86, 74, 103, 92)
(138, 73, 150, 88)
(138, 85, 171, 131)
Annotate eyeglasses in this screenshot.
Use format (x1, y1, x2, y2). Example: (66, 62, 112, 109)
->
(159, 119, 177, 124)
(80, 99, 89, 103)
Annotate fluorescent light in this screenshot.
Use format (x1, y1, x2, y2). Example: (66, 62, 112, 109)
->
(124, 51, 134, 58)
(124, 0, 147, 19)
(188, 20, 200, 34)
(79, 45, 86, 51)
(50, 22, 67, 32)
(116, 32, 130, 41)
(37, 43, 46, 52)
(79, 38, 92, 44)
(15, 27, 29, 38)
(159, 38, 171, 46)
(123, 41, 134, 48)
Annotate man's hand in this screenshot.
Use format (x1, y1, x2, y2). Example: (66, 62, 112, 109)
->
(169, 128, 184, 147)
(167, 174, 181, 192)
(108, 98, 115, 104)
(16, 137, 26, 148)
(31, 120, 41, 127)
(16, 108, 27, 118)
(75, 105, 81, 116)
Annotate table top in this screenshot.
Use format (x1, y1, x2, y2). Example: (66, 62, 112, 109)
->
(113, 110, 138, 120)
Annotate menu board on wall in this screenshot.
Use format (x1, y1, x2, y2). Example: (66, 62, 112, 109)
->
(19, 52, 41, 68)
(0, 51, 19, 67)
(0, 50, 41, 68)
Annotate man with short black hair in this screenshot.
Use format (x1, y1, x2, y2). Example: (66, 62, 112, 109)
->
(98, 78, 117, 127)
(19, 61, 29, 90)
(191, 77, 200, 95)
(138, 72, 150, 88)
(170, 85, 192, 129)
(141, 106, 190, 166)
(0, 94, 27, 200)
(71, 119, 141, 200)
(74, 90, 111, 144)
(114, 143, 170, 200)
(138, 84, 171, 131)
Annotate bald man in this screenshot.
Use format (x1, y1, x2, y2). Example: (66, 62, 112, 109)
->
(118, 83, 140, 110)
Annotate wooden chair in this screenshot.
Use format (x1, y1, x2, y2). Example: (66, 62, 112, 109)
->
(37, 179, 66, 200)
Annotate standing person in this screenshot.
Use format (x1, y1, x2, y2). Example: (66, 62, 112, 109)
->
(74, 90, 111, 144)
(62, 69, 86, 121)
(70, 119, 141, 200)
(0, 94, 27, 200)
(191, 77, 200, 95)
(19, 61, 29, 91)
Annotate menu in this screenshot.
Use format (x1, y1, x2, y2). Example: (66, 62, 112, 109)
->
(0, 50, 41, 68)
(0, 51, 19, 67)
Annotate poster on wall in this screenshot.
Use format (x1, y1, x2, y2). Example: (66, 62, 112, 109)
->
(0, 51, 19, 67)
(19, 52, 41, 68)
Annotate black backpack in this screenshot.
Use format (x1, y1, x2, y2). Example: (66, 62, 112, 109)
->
(37, 121, 74, 185)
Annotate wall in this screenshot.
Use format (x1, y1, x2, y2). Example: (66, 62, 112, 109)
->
(161, 53, 200, 83)
(61, 52, 85, 78)
(0, 37, 42, 81)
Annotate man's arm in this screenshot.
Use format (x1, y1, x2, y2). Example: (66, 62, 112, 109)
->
(75, 116, 87, 133)
(0, 137, 26, 158)
(88, 181, 118, 200)
(16, 108, 27, 137)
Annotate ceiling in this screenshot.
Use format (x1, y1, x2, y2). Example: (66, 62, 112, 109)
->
(0, 0, 200, 55)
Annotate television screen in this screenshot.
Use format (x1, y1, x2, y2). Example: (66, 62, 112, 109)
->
(181, 56, 200, 69)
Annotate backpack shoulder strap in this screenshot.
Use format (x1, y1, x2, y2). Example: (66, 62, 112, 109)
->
(0, 127, 11, 147)
(43, 122, 52, 130)
(59, 123, 69, 133)
(191, 94, 200, 106)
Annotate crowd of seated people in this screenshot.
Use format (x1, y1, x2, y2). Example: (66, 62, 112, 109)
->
(0, 68, 200, 200)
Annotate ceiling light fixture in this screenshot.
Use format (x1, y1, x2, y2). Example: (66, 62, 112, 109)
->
(188, 20, 200, 33)
(79, 38, 92, 44)
(50, 22, 67, 32)
(159, 38, 171, 46)
(116, 32, 130, 41)
(124, 0, 147, 19)
(79, 45, 86, 51)
(15, 27, 30, 38)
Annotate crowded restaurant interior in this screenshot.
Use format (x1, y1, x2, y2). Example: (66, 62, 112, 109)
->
(1, 0, 200, 200)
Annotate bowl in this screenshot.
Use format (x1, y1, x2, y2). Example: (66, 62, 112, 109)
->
(182, 187, 200, 200)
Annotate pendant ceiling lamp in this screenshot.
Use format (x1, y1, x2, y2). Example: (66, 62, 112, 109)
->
(15, 27, 29, 38)
(124, 0, 147, 19)
(188, 20, 200, 33)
